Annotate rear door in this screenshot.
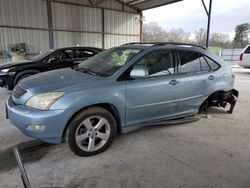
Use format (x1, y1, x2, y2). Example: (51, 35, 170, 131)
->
(177, 50, 216, 114)
(125, 50, 181, 126)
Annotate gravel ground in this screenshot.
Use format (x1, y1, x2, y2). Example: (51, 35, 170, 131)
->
(0, 67, 249, 188)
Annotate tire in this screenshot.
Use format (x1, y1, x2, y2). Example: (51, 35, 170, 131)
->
(67, 106, 117, 157)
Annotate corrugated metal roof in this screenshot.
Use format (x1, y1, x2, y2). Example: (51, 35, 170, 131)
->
(117, 0, 182, 11)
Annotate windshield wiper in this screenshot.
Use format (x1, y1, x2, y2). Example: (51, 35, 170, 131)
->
(74, 67, 107, 77)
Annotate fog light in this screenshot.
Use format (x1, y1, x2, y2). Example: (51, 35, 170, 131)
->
(26, 125, 46, 132)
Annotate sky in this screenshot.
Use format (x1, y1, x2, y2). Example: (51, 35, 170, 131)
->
(143, 0, 250, 39)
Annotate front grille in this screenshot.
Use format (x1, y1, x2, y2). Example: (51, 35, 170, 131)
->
(12, 85, 27, 99)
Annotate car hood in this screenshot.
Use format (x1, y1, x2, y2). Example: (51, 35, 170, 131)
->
(0, 60, 34, 69)
(20, 68, 104, 93)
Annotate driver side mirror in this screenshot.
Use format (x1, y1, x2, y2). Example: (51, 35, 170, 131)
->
(130, 66, 148, 79)
(48, 57, 56, 63)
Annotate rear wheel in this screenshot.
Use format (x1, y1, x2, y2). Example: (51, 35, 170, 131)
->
(67, 107, 116, 157)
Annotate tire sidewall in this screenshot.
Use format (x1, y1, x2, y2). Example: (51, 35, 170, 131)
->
(67, 107, 116, 157)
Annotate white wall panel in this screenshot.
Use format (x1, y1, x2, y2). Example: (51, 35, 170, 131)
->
(52, 2, 102, 32)
(104, 34, 139, 48)
(0, 0, 48, 29)
(0, 28, 49, 54)
(53, 31, 102, 48)
(0, 0, 141, 52)
(104, 10, 140, 35)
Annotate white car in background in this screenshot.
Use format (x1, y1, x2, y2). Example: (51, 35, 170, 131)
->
(239, 45, 250, 68)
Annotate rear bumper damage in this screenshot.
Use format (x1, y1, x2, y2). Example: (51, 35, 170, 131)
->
(223, 89, 239, 113)
(202, 89, 239, 114)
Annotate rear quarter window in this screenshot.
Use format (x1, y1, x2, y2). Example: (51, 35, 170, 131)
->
(204, 56, 221, 71)
(244, 46, 250, 53)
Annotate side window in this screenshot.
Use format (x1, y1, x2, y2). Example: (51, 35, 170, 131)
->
(51, 52, 63, 60)
(61, 50, 74, 60)
(179, 51, 211, 74)
(244, 46, 250, 53)
(179, 51, 202, 73)
(204, 56, 220, 71)
(135, 51, 175, 77)
(76, 49, 94, 58)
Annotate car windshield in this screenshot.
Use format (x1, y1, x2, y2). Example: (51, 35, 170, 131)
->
(77, 47, 141, 76)
(30, 49, 56, 61)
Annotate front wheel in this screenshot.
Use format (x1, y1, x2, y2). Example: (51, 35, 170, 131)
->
(67, 107, 116, 157)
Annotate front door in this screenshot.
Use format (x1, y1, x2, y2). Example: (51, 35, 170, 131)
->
(125, 50, 181, 126)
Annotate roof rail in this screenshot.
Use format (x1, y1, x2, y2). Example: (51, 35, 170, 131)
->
(123, 42, 206, 49)
(122, 42, 154, 45)
(153, 42, 206, 49)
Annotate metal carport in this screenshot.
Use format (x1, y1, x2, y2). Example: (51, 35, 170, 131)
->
(0, 0, 212, 56)
(122, 0, 213, 47)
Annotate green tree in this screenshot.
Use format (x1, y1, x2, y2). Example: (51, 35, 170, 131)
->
(194, 28, 206, 46)
(233, 23, 249, 48)
(142, 22, 168, 42)
(168, 28, 191, 43)
(209, 33, 231, 48)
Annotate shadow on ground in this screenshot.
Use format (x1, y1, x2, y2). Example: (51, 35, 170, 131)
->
(202, 107, 232, 115)
(0, 107, 230, 174)
(0, 140, 55, 172)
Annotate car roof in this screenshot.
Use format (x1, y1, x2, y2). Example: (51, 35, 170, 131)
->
(124, 42, 206, 49)
(51, 47, 104, 51)
(122, 42, 206, 50)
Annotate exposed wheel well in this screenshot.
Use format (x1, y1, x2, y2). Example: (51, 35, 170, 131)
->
(199, 89, 238, 113)
(206, 90, 225, 101)
(61, 103, 121, 142)
(200, 90, 225, 110)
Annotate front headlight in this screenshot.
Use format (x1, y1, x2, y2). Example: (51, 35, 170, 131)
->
(1, 69, 10, 73)
(26, 92, 65, 110)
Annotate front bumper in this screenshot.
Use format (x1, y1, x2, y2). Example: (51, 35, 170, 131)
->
(0, 72, 14, 88)
(6, 96, 75, 144)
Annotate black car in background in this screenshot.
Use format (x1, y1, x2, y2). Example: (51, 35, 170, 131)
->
(0, 47, 103, 89)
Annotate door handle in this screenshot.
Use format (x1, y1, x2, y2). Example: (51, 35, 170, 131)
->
(208, 75, 215, 80)
(169, 79, 179, 85)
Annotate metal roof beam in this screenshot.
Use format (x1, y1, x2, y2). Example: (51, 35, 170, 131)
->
(132, 0, 183, 11)
(115, 0, 141, 12)
(115, 0, 182, 11)
(88, 0, 93, 6)
(201, 0, 209, 16)
(129, 0, 147, 5)
(93, 0, 106, 6)
(201, 0, 213, 48)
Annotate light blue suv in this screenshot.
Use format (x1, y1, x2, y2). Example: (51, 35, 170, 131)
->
(6, 43, 238, 156)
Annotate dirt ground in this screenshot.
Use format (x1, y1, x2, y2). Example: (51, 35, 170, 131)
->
(0, 67, 249, 188)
